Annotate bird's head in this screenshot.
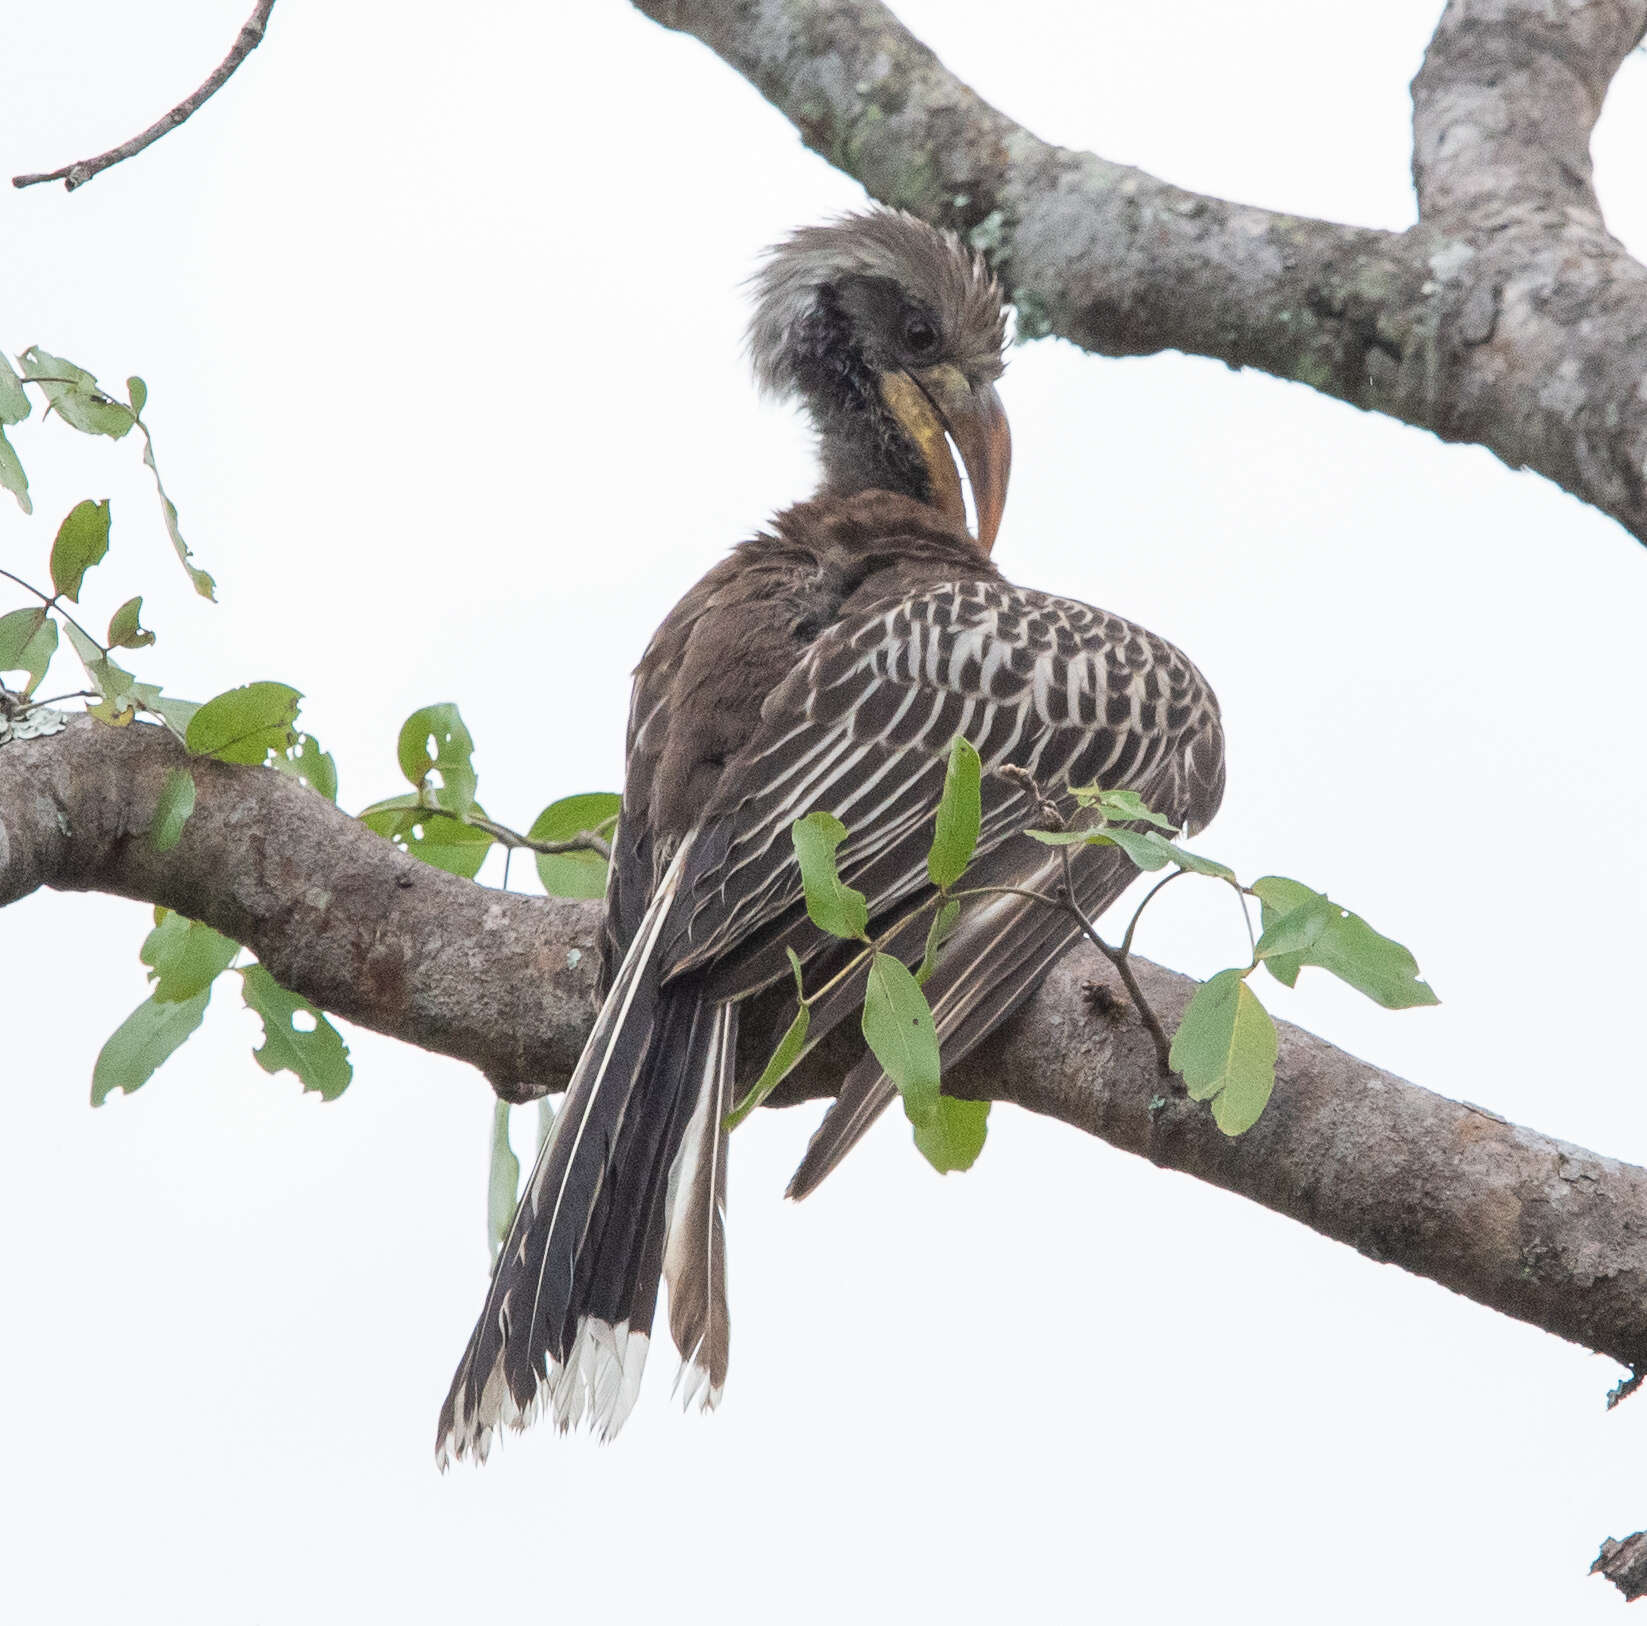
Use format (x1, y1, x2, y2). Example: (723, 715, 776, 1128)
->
(748, 209, 1012, 552)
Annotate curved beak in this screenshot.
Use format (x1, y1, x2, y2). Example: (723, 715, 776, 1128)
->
(880, 365, 1012, 553)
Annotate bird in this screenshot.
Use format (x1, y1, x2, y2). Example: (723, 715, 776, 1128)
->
(436, 208, 1225, 1463)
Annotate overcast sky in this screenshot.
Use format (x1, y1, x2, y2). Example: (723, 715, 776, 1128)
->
(4, 3, 1647, 1621)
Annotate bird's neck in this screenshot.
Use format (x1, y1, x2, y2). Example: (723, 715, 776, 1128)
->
(812, 400, 933, 510)
(789, 290, 935, 509)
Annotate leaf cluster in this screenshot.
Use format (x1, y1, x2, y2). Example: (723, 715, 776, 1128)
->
(737, 747, 1437, 1173)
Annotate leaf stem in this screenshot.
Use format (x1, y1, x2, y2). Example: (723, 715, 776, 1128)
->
(0, 565, 106, 655)
(424, 798, 615, 862)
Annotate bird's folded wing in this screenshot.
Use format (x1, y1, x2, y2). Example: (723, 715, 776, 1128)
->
(659, 576, 1224, 992)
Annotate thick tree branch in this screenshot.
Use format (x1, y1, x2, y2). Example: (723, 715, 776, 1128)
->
(633, 0, 1647, 549)
(6, 716, 1646, 1388)
(12, 0, 276, 192)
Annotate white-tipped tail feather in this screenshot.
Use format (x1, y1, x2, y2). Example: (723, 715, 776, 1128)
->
(436, 840, 735, 1465)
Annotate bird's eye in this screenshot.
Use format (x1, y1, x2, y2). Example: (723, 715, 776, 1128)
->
(903, 315, 938, 355)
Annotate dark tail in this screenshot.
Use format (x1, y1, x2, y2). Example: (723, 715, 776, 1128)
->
(436, 845, 735, 1463)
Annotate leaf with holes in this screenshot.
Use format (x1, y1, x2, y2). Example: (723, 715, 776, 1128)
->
(792, 810, 869, 940)
(0, 607, 56, 695)
(150, 767, 196, 852)
(91, 987, 210, 1105)
(359, 792, 494, 878)
(186, 681, 301, 764)
(529, 791, 620, 898)
(20, 348, 135, 438)
(397, 703, 477, 819)
(106, 595, 155, 650)
(49, 498, 110, 602)
(239, 965, 352, 1099)
(272, 732, 338, 802)
(928, 735, 981, 888)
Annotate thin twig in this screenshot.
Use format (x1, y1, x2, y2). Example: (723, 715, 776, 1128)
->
(24, 690, 96, 710)
(0, 566, 107, 656)
(1058, 842, 1173, 1072)
(458, 808, 614, 862)
(13, 0, 277, 192)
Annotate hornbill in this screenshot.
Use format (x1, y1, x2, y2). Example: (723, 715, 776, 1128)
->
(437, 210, 1225, 1462)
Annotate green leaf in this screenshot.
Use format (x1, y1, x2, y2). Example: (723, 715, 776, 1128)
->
(862, 951, 941, 1123)
(0, 353, 30, 425)
(725, 1003, 810, 1130)
(149, 692, 202, 737)
(272, 732, 339, 802)
(106, 595, 155, 649)
(912, 1095, 990, 1173)
(20, 348, 135, 438)
(141, 428, 214, 598)
(916, 898, 960, 987)
(397, 703, 477, 818)
(488, 1100, 521, 1261)
(1156, 842, 1237, 881)
(142, 436, 211, 598)
(239, 965, 352, 1100)
(0, 425, 29, 514)
(140, 910, 239, 1002)
(185, 681, 301, 764)
(1104, 826, 1178, 870)
(1089, 787, 1178, 831)
(126, 375, 147, 417)
(1251, 875, 1438, 1008)
(1169, 967, 1278, 1135)
(928, 735, 981, 888)
(1025, 826, 1178, 871)
(529, 791, 620, 898)
(1024, 826, 1100, 846)
(150, 767, 196, 852)
(91, 987, 210, 1105)
(49, 498, 111, 602)
(63, 620, 139, 723)
(0, 606, 56, 695)
(359, 792, 494, 878)
(792, 810, 869, 939)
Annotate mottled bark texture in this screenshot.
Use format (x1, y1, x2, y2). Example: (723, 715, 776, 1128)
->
(7, 717, 1647, 1390)
(634, 0, 1647, 548)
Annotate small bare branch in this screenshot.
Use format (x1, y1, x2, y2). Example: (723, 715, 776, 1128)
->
(12, 0, 277, 193)
(1592, 1532, 1647, 1602)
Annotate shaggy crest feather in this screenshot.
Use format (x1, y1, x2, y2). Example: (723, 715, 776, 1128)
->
(746, 208, 1007, 400)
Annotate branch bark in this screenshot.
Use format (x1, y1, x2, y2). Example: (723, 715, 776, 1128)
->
(633, 0, 1647, 549)
(7, 717, 1646, 1390)
(12, 0, 276, 192)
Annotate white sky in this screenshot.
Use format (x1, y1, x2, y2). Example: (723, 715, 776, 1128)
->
(4, 2, 1647, 1620)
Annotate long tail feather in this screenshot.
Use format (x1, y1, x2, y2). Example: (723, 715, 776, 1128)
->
(663, 1003, 735, 1410)
(436, 841, 736, 1463)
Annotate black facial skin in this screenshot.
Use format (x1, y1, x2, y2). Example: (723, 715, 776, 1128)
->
(787, 275, 954, 504)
